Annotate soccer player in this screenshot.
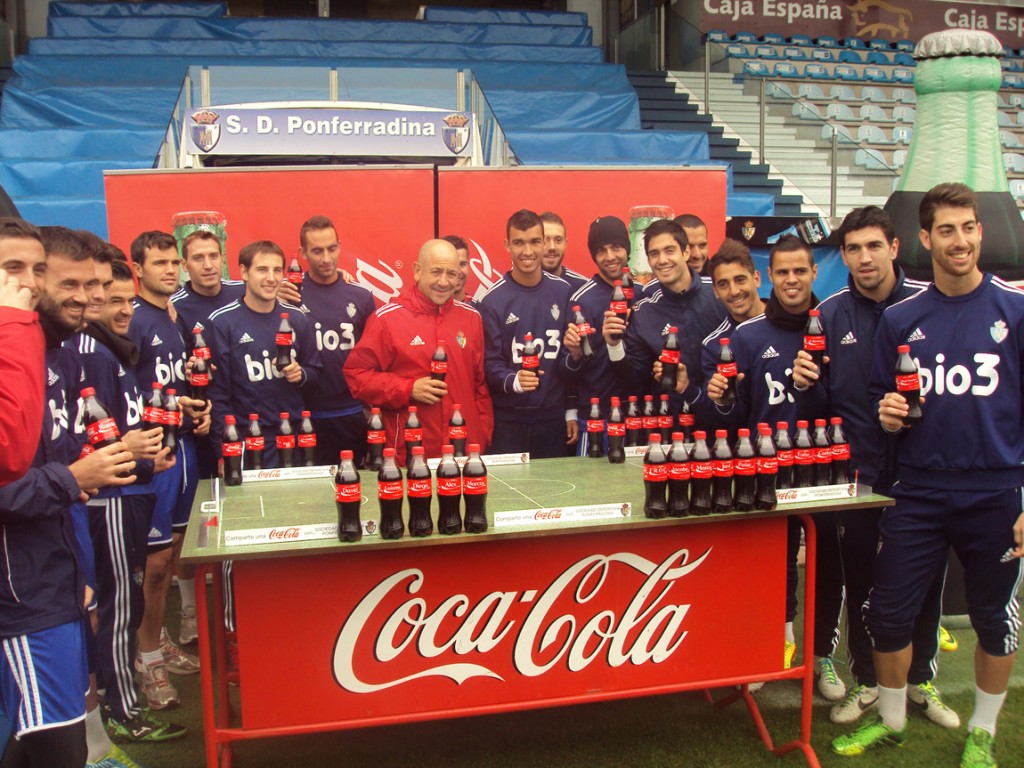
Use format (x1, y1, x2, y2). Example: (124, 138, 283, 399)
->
(540, 211, 587, 292)
(344, 239, 492, 463)
(792, 206, 957, 728)
(833, 183, 1024, 766)
(479, 210, 575, 457)
(675, 213, 710, 274)
(295, 216, 376, 465)
(442, 234, 472, 303)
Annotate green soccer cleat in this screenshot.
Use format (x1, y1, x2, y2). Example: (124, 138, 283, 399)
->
(830, 684, 879, 725)
(831, 715, 908, 756)
(106, 708, 187, 743)
(86, 743, 149, 768)
(783, 640, 797, 669)
(940, 625, 959, 652)
(960, 727, 997, 768)
(815, 656, 847, 701)
(908, 681, 961, 729)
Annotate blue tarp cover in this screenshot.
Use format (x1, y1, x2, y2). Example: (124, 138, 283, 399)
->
(0, 127, 165, 159)
(505, 130, 710, 165)
(423, 6, 587, 26)
(484, 89, 638, 131)
(0, 86, 174, 128)
(49, 1, 226, 17)
(0, 159, 154, 198)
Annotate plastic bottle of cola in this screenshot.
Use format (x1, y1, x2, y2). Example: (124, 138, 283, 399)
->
(586, 398, 604, 458)
(895, 344, 924, 425)
(667, 432, 691, 518)
(732, 428, 756, 512)
(711, 429, 734, 513)
(377, 447, 404, 540)
(335, 449, 362, 543)
(222, 415, 243, 487)
(689, 430, 713, 515)
(277, 412, 295, 468)
(642, 433, 669, 519)
(244, 413, 263, 471)
(607, 396, 626, 464)
(462, 443, 488, 533)
(436, 444, 463, 535)
(406, 446, 433, 538)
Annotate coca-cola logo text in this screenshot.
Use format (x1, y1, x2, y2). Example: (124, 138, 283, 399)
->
(776, 489, 799, 501)
(257, 470, 282, 479)
(269, 527, 300, 540)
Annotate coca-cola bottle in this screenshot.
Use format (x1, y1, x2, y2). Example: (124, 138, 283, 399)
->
(366, 406, 385, 470)
(192, 325, 213, 383)
(755, 424, 778, 511)
(462, 443, 488, 533)
(678, 400, 695, 444)
(81, 387, 121, 453)
(275, 313, 293, 371)
(794, 420, 814, 488)
(732, 428, 756, 512)
(377, 447, 404, 540)
(142, 382, 165, 436)
(448, 403, 467, 457)
(189, 354, 210, 406)
(276, 412, 295, 468)
(812, 418, 832, 486)
(222, 415, 243, 486)
(298, 410, 316, 466)
(660, 326, 680, 393)
(711, 429, 734, 513)
(829, 416, 850, 485)
(690, 431, 713, 515)
(287, 257, 303, 293)
(406, 446, 433, 538)
(667, 432, 691, 518)
(804, 309, 826, 370)
(607, 396, 626, 464)
(436, 444, 463, 535)
(621, 267, 635, 307)
(895, 344, 923, 425)
(717, 338, 738, 407)
(609, 280, 628, 340)
(335, 449, 361, 542)
(404, 406, 422, 461)
(430, 342, 447, 382)
(521, 333, 540, 377)
(775, 422, 795, 490)
(245, 413, 264, 470)
(625, 395, 642, 447)
(586, 398, 604, 458)
(658, 393, 673, 443)
(642, 394, 658, 444)
(572, 305, 595, 360)
(162, 388, 181, 454)
(642, 433, 669, 519)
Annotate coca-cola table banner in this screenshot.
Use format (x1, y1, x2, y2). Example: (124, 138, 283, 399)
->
(182, 457, 891, 767)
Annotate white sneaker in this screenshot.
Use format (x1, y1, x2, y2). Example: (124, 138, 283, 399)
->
(815, 656, 847, 701)
(178, 605, 198, 645)
(830, 684, 879, 724)
(134, 657, 179, 710)
(908, 681, 960, 729)
(160, 627, 200, 675)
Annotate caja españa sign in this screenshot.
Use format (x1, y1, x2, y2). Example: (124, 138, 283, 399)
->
(232, 519, 784, 728)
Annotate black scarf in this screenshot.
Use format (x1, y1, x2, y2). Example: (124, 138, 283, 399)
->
(40, 309, 76, 348)
(764, 291, 819, 331)
(83, 321, 140, 367)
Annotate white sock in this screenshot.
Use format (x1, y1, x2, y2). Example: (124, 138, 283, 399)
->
(85, 706, 111, 762)
(877, 684, 907, 730)
(967, 687, 1006, 736)
(140, 648, 164, 666)
(178, 577, 196, 611)
(785, 622, 795, 644)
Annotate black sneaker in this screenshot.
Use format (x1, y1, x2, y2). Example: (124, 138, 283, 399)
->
(106, 708, 187, 743)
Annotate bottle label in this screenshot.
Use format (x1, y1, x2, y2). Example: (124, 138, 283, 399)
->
(407, 478, 432, 498)
(190, 372, 209, 387)
(678, 413, 695, 427)
(86, 417, 120, 445)
(794, 448, 814, 465)
(576, 321, 593, 336)
(626, 417, 642, 430)
(777, 449, 794, 467)
(832, 444, 850, 461)
(367, 429, 386, 445)
(464, 476, 488, 495)
(194, 346, 211, 360)
(734, 458, 756, 476)
(275, 333, 293, 346)
(814, 446, 832, 464)
(607, 422, 626, 437)
(336, 482, 360, 502)
(659, 348, 680, 365)
(437, 476, 461, 496)
(277, 434, 296, 450)
(223, 441, 243, 457)
(522, 353, 539, 370)
(587, 419, 604, 433)
(448, 425, 467, 440)
(161, 408, 177, 427)
(143, 406, 163, 424)
(756, 456, 778, 474)
(669, 462, 690, 481)
(804, 335, 826, 352)
(245, 436, 265, 452)
(287, 272, 303, 285)
(298, 433, 317, 448)
(643, 464, 668, 482)
(80, 444, 94, 457)
(431, 360, 447, 376)
(622, 286, 634, 302)
(610, 299, 628, 315)
(896, 373, 920, 392)
(717, 362, 737, 377)
(712, 459, 734, 477)
(378, 480, 404, 500)
(658, 415, 672, 429)
(404, 428, 422, 443)
(692, 460, 713, 479)
(642, 416, 658, 430)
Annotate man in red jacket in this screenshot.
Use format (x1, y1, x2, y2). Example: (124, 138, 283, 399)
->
(344, 239, 493, 465)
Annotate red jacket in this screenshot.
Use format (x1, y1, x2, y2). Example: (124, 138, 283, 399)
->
(0, 308, 44, 487)
(344, 286, 493, 465)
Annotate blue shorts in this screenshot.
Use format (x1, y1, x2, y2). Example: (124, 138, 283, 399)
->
(149, 433, 198, 547)
(866, 482, 1024, 657)
(0, 620, 88, 737)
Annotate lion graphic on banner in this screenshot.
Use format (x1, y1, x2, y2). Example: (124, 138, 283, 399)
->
(847, 0, 913, 40)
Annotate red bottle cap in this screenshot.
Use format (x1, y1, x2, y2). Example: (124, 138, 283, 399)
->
(340, 450, 353, 460)
(81, 387, 96, 398)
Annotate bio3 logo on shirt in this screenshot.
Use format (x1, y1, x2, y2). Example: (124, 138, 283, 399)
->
(246, 351, 289, 382)
(765, 369, 795, 406)
(510, 330, 561, 364)
(315, 322, 356, 352)
(916, 353, 1000, 398)
(153, 353, 187, 387)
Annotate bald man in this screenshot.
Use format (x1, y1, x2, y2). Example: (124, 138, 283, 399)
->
(344, 240, 493, 465)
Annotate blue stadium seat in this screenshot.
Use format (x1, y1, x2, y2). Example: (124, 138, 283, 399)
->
(1005, 74, 1024, 90)
(839, 49, 865, 63)
(858, 124, 893, 145)
(860, 103, 892, 123)
(843, 37, 867, 49)
(744, 61, 772, 77)
(783, 46, 807, 60)
(774, 62, 800, 78)
(891, 125, 913, 144)
(868, 38, 891, 50)
(1001, 130, 1024, 148)
(894, 53, 916, 67)
(893, 67, 914, 83)
(797, 83, 826, 100)
(855, 148, 891, 169)
(865, 66, 891, 82)
(791, 101, 823, 120)
(1010, 178, 1024, 201)
(706, 30, 730, 43)
(762, 32, 786, 45)
(755, 44, 780, 59)
(999, 111, 1014, 127)
(1004, 152, 1024, 173)
(892, 149, 908, 167)
(726, 43, 751, 57)
(895, 39, 915, 52)
(893, 105, 916, 122)
(834, 65, 859, 81)
(1003, 59, 1023, 73)
(821, 123, 856, 143)
(812, 48, 837, 62)
(826, 102, 856, 121)
(734, 31, 758, 43)
(867, 50, 893, 65)
(817, 35, 839, 47)
(861, 85, 890, 102)
(790, 34, 813, 46)
(766, 81, 795, 99)
(804, 63, 830, 79)
(1016, 112, 1024, 127)
(829, 85, 857, 101)
(892, 87, 916, 103)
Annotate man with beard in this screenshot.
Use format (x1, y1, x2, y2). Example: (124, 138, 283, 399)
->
(540, 211, 587, 292)
(442, 234, 472, 303)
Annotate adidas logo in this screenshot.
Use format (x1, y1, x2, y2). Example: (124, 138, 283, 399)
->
(840, 331, 857, 345)
(661, 323, 672, 336)
(1000, 547, 1016, 564)
(117, 366, 126, 378)
(239, 332, 254, 344)
(149, 527, 162, 538)
(47, 368, 59, 386)
(505, 313, 520, 325)
(410, 335, 425, 346)
(151, 335, 162, 347)
(762, 346, 779, 359)
(907, 327, 926, 342)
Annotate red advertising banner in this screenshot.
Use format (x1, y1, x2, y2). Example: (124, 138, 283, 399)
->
(438, 167, 728, 301)
(233, 518, 784, 729)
